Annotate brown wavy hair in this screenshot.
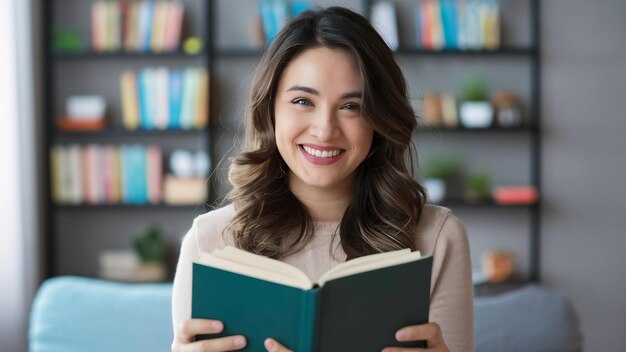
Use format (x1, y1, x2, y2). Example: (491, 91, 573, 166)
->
(227, 6, 426, 260)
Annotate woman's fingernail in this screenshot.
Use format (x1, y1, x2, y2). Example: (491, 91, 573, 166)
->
(395, 330, 406, 341)
(265, 338, 275, 351)
(233, 336, 246, 348)
(212, 321, 223, 331)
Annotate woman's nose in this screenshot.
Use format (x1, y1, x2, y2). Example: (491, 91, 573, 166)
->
(309, 108, 339, 141)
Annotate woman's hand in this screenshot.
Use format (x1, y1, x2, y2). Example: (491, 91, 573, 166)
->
(382, 323, 449, 352)
(171, 319, 247, 352)
(264, 338, 292, 352)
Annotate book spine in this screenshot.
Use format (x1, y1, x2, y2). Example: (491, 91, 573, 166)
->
(298, 289, 320, 352)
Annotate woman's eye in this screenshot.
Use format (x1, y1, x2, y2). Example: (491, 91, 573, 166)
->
(342, 103, 360, 111)
(292, 98, 311, 106)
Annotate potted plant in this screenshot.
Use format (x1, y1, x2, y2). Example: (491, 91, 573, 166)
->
(458, 76, 494, 128)
(133, 227, 167, 282)
(422, 155, 460, 204)
(465, 169, 492, 203)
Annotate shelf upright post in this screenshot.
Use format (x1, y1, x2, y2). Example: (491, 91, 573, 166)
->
(529, 0, 542, 282)
(43, 0, 56, 279)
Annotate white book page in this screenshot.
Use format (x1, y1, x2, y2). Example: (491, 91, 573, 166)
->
(198, 250, 313, 290)
(217, 246, 311, 282)
(317, 249, 422, 287)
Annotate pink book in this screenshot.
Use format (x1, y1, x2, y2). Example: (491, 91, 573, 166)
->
(91, 1, 105, 51)
(147, 146, 163, 204)
(164, 1, 184, 52)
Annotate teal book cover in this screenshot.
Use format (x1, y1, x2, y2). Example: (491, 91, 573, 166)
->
(192, 252, 432, 351)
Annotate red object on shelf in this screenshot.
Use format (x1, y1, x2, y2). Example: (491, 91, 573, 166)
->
(57, 117, 107, 131)
(493, 186, 539, 205)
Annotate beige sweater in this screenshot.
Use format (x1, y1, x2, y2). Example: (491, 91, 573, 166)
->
(172, 204, 473, 351)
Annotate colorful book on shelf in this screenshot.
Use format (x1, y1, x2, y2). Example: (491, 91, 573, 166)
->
(124, 2, 139, 51)
(180, 68, 198, 129)
(137, 1, 155, 52)
(194, 68, 209, 129)
(370, 2, 400, 51)
(139, 68, 156, 129)
(102, 145, 119, 204)
(91, 1, 105, 52)
(121, 70, 141, 130)
(440, 0, 458, 49)
(419, 0, 432, 50)
(50, 146, 64, 204)
(67, 144, 83, 204)
(107, 1, 121, 51)
(154, 67, 170, 129)
(82, 145, 99, 204)
(150, 1, 168, 52)
(192, 246, 432, 351)
(169, 69, 183, 129)
(164, 1, 184, 52)
(146, 146, 163, 204)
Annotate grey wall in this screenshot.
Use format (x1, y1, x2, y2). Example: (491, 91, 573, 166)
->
(541, 1, 626, 350)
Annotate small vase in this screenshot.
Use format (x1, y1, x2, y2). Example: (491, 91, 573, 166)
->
(459, 101, 493, 128)
(425, 179, 446, 204)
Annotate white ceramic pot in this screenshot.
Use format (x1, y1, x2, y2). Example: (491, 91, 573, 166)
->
(459, 102, 494, 128)
(425, 179, 446, 204)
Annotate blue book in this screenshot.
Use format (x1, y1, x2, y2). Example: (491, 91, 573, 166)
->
(290, 0, 311, 16)
(258, 0, 277, 42)
(133, 146, 148, 204)
(440, 0, 458, 49)
(138, 69, 150, 129)
(169, 69, 183, 129)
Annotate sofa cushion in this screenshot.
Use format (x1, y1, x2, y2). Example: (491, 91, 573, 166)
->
(474, 284, 583, 351)
(29, 276, 173, 352)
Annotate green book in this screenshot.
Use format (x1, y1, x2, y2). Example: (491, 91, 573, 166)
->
(192, 246, 432, 351)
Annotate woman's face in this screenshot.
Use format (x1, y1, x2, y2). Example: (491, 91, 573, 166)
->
(274, 46, 374, 196)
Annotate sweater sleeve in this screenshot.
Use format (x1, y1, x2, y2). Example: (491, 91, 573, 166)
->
(171, 217, 201, 335)
(429, 213, 474, 352)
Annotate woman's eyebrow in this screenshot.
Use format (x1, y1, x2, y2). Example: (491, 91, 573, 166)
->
(286, 85, 362, 99)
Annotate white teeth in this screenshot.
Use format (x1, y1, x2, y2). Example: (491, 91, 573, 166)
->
(302, 146, 341, 158)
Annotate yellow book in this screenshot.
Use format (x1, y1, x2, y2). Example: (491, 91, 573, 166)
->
(151, 1, 168, 52)
(120, 70, 140, 130)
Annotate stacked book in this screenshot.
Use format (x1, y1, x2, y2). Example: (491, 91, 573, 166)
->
(416, 0, 500, 50)
(120, 67, 208, 130)
(91, 0, 185, 53)
(50, 144, 163, 205)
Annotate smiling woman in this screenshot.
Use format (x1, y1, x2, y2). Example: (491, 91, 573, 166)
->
(274, 47, 374, 213)
(172, 6, 473, 352)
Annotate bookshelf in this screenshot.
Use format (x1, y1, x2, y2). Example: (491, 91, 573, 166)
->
(42, 0, 213, 279)
(42, 0, 541, 284)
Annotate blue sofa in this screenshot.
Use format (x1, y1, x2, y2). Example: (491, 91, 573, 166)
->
(29, 276, 582, 352)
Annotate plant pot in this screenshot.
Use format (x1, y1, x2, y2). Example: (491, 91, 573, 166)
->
(459, 101, 493, 128)
(424, 179, 446, 204)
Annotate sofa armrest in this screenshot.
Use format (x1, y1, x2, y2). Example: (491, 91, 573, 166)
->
(29, 276, 173, 352)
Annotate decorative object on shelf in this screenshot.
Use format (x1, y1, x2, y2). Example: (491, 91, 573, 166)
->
(458, 75, 493, 128)
(370, 1, 399, 51)
(183, 37, 203, 55)
(97, 227, 167, 282)
(422, 154, 461, 203)
(481, 249, 516, 283)
(493, 185, 538, 205)
(91, 0, 185, 53)
(57, 95, 107, 131)
(464, 168, 491, 203)
(421, 92, 458, 127)
(492, 91, 524, 128)
(163, 149, 209, 205)
(52, 26, 84, 53)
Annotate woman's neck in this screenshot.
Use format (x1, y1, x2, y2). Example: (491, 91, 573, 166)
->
(289, 174, 354, 222)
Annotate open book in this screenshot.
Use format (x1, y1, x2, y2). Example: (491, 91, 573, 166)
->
(192, 246, 432, 351)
